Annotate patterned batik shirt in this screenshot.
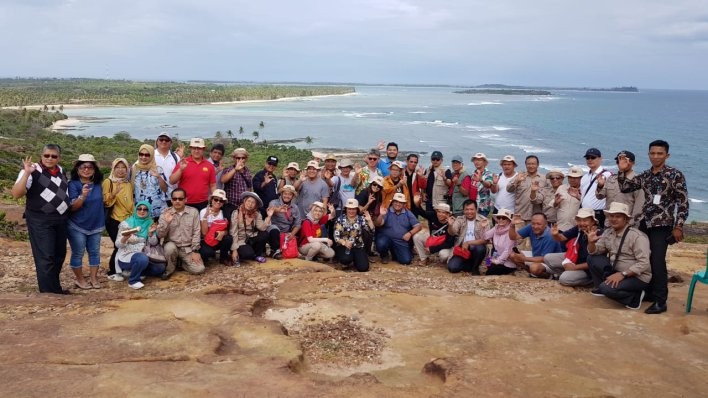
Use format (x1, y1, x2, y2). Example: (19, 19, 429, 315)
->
(618, 165, 689, 228)
(475, 168, 495, 215)
(333, 214, 372, 249)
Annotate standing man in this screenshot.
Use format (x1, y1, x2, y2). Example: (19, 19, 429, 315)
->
(580, 148, 612, 227)
(552, 166, 583, 231)
(507, 155, 546, 225)
(618, 140, 689, 314)
(296, 160, 330, 217)
(403, 154, 426, 219)
(169, 137, 216, 212)
(355, 149, 383, 194)
(157, 188, 206, 280)
(207, 143, 226, 189)
(424, 151, 447, 223)
(154, 132, 183, 204)
(492, 155, 518, 215)
(447, 155, 470, 216)
(596, 150, 644, 226)
(253, 155, 279, 219)
(531, 168, 565, 225)
(221, 147, 253, 218)
(377, 142, 399, 177)
(12, 144, 70, 294)
(465, 153, 495, 217)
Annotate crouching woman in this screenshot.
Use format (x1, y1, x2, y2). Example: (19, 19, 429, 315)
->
(333, 199, 375, 272)
(115, 201, 166, 289)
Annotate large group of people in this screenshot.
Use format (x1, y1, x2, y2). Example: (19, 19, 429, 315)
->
(12, 135, 689, 314)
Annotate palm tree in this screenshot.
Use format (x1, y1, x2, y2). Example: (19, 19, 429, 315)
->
(226, 129, 233, 139)
(252, 131, 259, 141)
(305, 136, 314, 146)
(239, 126, 244, 136)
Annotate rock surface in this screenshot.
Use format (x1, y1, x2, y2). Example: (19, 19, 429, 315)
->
(0, 234, 707, 397)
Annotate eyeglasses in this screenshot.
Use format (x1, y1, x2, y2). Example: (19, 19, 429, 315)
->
(157, 137, 171, 142)
(431, 157, 442, 161)
(171, 196, 185, 201)
(212, 198, 225, 203)
(42, 154, 59, 159)
(138, 153, 151, 157)
(79, 164, 94, 170)
(549, 177, 563, 180)
(136, 207, 149, 212)
(370, 184, 381, 189)
(585, 156, 598, 160)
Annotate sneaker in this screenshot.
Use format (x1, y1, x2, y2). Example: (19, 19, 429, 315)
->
(121, 270, 130, 278)
(271, 249, 283, 260)
(107, 274, 124, 282)
(380, 256, 389, 264)
(255, 256, 267, 263)
(590, 288, 605, 297)
(626, 290, 645, 310)
(129, 281, 144, 290)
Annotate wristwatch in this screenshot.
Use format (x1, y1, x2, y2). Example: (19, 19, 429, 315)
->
(621, 271, 628, 277)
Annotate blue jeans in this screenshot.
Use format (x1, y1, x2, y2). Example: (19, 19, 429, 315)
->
(448, 244, 487, 274)
(118, 253, 166, 284)
(67, 226, 101, 268)
(375, 234, 413, 265)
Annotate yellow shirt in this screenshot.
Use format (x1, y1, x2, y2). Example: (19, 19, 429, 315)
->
(102, 179, 134, 222)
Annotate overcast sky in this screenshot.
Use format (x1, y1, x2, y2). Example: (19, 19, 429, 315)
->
(2, 0, 707, 89)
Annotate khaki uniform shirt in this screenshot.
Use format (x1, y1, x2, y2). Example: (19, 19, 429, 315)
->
(157, 206, 201, 253)
(589, 225, 652, 283)
(506, 172, 546, 221)
(449, 214, 490, 246)
(554, 184, 581, 231)
(596, 171, 644, 226)
(531, 185, 558, 223)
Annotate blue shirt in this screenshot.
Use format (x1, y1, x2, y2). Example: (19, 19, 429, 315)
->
(517, 224, 562, 257)
(380, 207, 419, 242)
(68, 180, 106, 234)
(378, 158, 395, 177)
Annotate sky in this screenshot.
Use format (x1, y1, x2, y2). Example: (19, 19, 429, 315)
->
(2, 0, 708, 89)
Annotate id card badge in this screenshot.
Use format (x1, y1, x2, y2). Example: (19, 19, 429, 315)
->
(653, 194, 661, 205)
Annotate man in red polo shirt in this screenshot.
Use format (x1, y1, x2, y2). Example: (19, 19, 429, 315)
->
(169, 137, 216, 211)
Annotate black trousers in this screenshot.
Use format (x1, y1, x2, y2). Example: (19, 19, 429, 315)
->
(26, 214, 67, 293)
(588, 254, 648, 307)
(106, 217, 120, 275)
(447, 244, 487, 274)
(335, 245, 369, 272)
(640, 225, 672, 303)
(199, 235, 233, 262)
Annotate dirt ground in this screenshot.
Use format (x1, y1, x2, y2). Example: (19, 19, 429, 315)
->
(1, 204, 707, 397)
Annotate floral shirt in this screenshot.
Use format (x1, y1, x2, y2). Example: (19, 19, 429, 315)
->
(133, 169, 168, 219)
(473, 168, 495, 214)
(334, 214, 372, 249)
(355, 167, 382, 194)
(618, 165, 689, 228)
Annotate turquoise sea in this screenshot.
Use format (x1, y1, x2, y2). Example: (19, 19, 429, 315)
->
(60, 86, 708, 221)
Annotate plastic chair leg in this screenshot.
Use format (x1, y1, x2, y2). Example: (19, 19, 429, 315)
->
(686, 275, 699, 313)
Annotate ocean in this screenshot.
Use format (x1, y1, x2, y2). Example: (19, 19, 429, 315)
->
(59, 85, 708, 221)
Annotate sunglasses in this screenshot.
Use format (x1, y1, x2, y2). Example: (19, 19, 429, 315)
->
(431, 157, 441, 161)
(212, 198, 225, 203)
(585, 156, 598, 160)
(370, 184, 381, 189)
(171, 196, 185, 201)
(136, 207, 149, 211)
(138, 153, 151, 157)
(190, 147, 204, 150)
(157, 137, 171, 142)
(549, 177, 563, 180)
(79, 164, 94, 170)
(42, 154, 59, 159)
(368, 157, 378, 161)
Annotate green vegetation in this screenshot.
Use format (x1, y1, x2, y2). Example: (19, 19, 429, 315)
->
(0, 211, 27, 240)
(0, 109, 314, 192)
(0, 78, 355, 107)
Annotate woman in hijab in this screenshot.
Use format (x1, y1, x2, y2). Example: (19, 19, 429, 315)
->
(132, 144, 168, 220)
(115, 201, 166, 289)
(67, 154, 105, 289)
(103, 158, 134, 281)
(229, 192, 274, 266)
(299, 201, 336, 261)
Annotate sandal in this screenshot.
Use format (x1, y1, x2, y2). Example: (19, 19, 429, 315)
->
(90, 280, 101, 289)
(74, 281, 91, 290)
(255, 256, 267, 263)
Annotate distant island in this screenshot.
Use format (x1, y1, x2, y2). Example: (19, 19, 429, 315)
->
(454, 89, 552, 95)
(472, 84, 639, 92)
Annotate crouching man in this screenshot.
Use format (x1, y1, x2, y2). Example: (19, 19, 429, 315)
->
(157, 188, 206, 280)
(587, 202, 651, 310)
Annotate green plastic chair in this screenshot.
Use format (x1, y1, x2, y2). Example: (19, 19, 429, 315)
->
(686, 249, 708, 313)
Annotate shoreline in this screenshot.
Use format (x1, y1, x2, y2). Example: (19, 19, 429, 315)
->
(4, 92, 358, 111)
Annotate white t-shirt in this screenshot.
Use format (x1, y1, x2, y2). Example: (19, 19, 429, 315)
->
(199, 208, 225, 228)
(494, 172, 517, 212)
(154, 150, 180, 196)
(332, 174, 355, 207)
(581, 167, 612, 210)
(464, 220, 477, 242)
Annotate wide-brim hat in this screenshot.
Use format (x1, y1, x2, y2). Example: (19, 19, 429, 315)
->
(286, 162, 300, 172)
(546, 168, 565, 179)
(604, 202, 631, 217)
(232, 147, 249, 157)
(75, 153, 97, 164)
(189, 138, 206, 148)
(306, 160, 321, 170)
(471, 152, 488, 162)
(344, 198, 359, 209)
(575, 207, 597, 222)
(392, 192, 407, 203)
(324, 153, 337, 161)
(240, 191, 263, 208)
(211, 189, 227, 202)
(338, 159, 354, 168)
(433, 202, 451, 213)
(496, 208, 513, 220)
(567, 166, 584, 178)
(280, 184, 297, 196)
(500, 155, 517, 166)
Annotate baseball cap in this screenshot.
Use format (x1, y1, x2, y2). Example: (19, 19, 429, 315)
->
(615, 150, 635, 162)
(584, 148, 602, 158)
(266, 155, 278, 165)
